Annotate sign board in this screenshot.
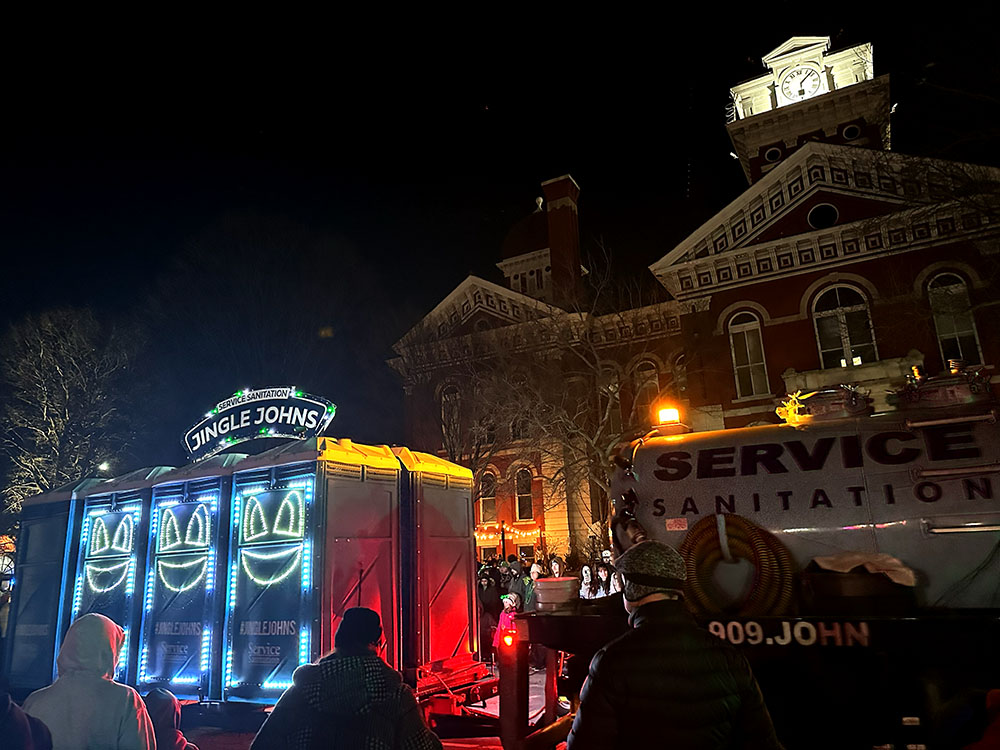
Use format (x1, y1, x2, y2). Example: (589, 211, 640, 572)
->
(183, 387, 336, 462)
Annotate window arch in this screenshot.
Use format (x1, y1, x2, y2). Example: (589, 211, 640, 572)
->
(515, 468, 534, 521)
(728, 312, 768, 397)
(479, 471, 497, 523)
(928, 273, 981, 365)
(631, 359, 660, 425)
(813, 285, 877, 369)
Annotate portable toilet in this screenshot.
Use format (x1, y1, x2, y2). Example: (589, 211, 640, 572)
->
(68, 467, 174, 683)
(135, 454, 246, 700)
(3, 477, 104, 695)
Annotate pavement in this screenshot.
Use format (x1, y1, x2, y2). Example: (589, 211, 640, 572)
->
(184, 670, 550, 750)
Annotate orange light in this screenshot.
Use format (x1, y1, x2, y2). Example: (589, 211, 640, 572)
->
(502, 633, 514, 647)
(658, 407, 680, 424)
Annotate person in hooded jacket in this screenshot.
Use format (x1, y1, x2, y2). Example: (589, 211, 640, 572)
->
(22, 613, 156, 750)
(144, 688, 199, 750)
(251, 607, 442, 750)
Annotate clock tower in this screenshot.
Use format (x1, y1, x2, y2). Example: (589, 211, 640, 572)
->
(727, 36, 890, 184)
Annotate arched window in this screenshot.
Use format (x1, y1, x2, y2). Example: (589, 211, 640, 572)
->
(728, 312, 768, 397)
(813, 286, 877, 369)
(598, 365, 623, 436)
(479, 471, 497, 523)
(631, 360, 659, 425)
(515, 468, 534, 521)
(929, 273, 981, 365)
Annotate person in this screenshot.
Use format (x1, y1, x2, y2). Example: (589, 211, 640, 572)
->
(492, 593, 519, 650)
(593, 562, 616, 598)
(477, 571, 503, 661)
(579, 565, 598, 599)
(22, 613, 156, 750)
(550, 556, 566, 578)
(144, 688, 200, 750)
(508, 562, 539, 613)
(567, 541, 783, 749)
(251, 607, 442, 750)
(2, 683, 53, 750)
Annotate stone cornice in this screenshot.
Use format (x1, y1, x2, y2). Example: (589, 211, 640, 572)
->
(649, 142, 1000, 298)
(660, 201, 1000, 302)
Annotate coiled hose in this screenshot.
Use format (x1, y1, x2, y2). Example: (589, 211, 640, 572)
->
(679, 514, 795, 617)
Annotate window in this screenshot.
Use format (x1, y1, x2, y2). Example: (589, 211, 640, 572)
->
(672, 353, 687, 395)
(479, 471, 497, 523)
(511, 416, 530, 441)
(728, 312, 769, 397)
(515, 468, 533, 521)
(813, 286, 877, 369)
(598, 365, 623, 436)
(929, 273, 981, 365)
(518, 545, 534, 561)
(440, 385, 461, 452)
(631, 360, 659, 425)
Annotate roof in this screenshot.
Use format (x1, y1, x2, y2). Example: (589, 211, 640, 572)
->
(231, 436, 400, 472)
(501, 210, 548, 260)
(392, 447, 472, 480)
(152, 453, 249, 487)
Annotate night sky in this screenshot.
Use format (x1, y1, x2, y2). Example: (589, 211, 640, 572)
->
(1, 13, 996, 472)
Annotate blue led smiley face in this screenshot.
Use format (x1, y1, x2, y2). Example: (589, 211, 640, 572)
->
(239, 490, 306, 586)
(84, 512, 135, 593)
(157, 503, 212, 592)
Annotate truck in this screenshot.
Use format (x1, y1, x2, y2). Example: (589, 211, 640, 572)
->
(608, 367, 1000, 748)
(3, 436, 495, 727)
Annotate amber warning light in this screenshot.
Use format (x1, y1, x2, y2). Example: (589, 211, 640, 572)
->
(658, 407, 680, 425)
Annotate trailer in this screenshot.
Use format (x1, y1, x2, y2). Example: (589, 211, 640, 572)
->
(3, 436, 493, 718)
(604, 368, 1000, 747)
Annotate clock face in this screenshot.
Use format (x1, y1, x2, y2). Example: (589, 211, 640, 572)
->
(780, 66, 821, 102)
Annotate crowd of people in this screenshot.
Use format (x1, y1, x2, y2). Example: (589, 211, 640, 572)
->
(475, 550, 627, 670)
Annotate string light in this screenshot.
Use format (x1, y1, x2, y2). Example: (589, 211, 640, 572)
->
(274, 491, 304, 537)
(157, 556, 209, 593)
(85, 560, 131, 593)
(240, 546, 302, 586)
(185, 504, 210, 546)
(474, 523, 540, 542)
(111, 514, 134, 554)
(244, 497, 268, 542)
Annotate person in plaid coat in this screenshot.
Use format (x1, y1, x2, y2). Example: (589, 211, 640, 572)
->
(251, 608, 441, 750)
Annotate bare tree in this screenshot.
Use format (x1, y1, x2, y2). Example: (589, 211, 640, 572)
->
(391, 243, 686, 555)
(0, 308, 143, 533)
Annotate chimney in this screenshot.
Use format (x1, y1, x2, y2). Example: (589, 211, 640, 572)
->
(541, 174, 582, 309)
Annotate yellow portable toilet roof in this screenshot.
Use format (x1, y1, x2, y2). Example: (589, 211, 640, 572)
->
(391, 447, 472, 481)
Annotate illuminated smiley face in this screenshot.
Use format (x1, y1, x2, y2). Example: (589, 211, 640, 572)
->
(237, 490, 307, 586)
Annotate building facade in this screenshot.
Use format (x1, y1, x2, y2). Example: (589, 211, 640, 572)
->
(391, 36, 1000, 563)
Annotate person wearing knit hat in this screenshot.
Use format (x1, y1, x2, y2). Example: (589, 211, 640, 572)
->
(614, 539, 686, 604)
(567, 541, 783, 750)
(252, 607, 441, 750)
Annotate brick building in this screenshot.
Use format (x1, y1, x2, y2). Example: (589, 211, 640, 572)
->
(391, 35, 1000, 562)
